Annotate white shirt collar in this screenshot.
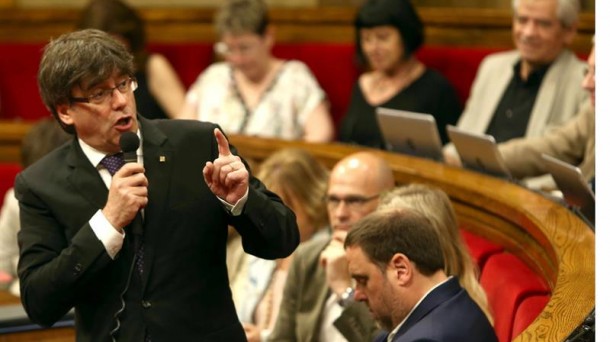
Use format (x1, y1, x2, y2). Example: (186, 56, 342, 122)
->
(78, 129, 143, 168)
(387, 276, 453, 342)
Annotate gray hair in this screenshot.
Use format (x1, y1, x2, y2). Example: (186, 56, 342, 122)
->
(512, 0, 580, 27)
(214, 0, 268, 36)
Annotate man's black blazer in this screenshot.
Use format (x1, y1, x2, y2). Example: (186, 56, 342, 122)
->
(15, 117, 299, 341)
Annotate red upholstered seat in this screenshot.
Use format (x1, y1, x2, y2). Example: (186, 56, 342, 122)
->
(273, 43, 359, 134)
(416, 46, 502, 105)
(511, 294, 550, 339)
(480, 253, 550, 342)
(0, 163, 21, 208)
(0, 43, 48, 121)
(459, 228, 504, 271)
(148, 43, 214, 90)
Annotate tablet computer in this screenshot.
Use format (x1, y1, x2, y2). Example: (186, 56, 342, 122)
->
(376, 107, 444, 161)
(542, 154, 595, 226)
(446, 125, 513, 180)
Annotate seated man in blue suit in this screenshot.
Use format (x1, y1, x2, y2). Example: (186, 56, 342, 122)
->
(344, 209, 497, 342)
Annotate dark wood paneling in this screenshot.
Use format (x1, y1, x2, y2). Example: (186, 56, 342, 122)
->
(0, 7, 595, 53)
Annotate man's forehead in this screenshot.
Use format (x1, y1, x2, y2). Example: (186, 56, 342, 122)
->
(78, 70, 126, 90)
(347, 246, 378, 273)
(347, 246, 367, 265)
(327, 174, 372, 195)
(516, 0, 559, 17)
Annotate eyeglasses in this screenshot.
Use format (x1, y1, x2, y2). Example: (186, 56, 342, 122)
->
(325, 194, 380, 210)
(69, 77, 138, 105)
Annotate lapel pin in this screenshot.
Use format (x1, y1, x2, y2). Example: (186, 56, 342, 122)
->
(159, 155, 166, 163)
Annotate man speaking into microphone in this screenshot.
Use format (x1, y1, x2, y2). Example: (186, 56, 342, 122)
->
(15, 29, 299, 341)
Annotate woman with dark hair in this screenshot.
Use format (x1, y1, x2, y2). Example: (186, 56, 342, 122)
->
(77, 0, 186, 120)
(339, 0, 461, 147)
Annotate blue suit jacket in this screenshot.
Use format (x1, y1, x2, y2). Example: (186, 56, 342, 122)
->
(375, 277, 497, 342)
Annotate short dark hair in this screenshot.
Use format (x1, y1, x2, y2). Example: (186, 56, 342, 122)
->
(38, 29, 135, 134)
(354, 0, 424, 66)
(345, 209, 444, 276)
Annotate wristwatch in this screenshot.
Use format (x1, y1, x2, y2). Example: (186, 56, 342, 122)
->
(338, 287, 355, 307)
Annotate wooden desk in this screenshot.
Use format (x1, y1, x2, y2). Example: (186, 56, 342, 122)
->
(0, 125, 595, 341)
(0, 291, 74, 341)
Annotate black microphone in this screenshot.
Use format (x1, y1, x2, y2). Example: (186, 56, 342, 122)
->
(119, 131, 144, 237)
(119, 131, 139, 163)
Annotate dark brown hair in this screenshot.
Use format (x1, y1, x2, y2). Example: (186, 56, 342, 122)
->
(38, 29, 135, 134)
(345, 208, 444, 276)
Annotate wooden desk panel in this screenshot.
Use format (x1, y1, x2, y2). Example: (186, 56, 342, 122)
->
(0, 124, 595, 341)
(0, 7, 595, 54)
(0, 291, 74, 342)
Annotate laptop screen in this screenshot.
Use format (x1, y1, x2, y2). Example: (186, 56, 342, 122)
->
(376, 107, 444, 161)
(446, 125, 513, 180)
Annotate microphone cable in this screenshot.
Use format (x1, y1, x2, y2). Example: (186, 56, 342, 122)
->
(109, 239, 140, 342)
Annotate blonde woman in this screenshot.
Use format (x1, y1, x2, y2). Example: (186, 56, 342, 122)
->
(229, 148, 330, 341)
(378, 183, 493, 324)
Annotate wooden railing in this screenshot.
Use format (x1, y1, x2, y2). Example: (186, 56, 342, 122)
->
(0, 7, 595, 54)
(0, 122, 596, 341)
(227, 134, 595, 342)
(0, 291, 74, 341)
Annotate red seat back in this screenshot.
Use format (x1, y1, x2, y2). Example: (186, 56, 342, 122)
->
(460, 228, 504, 271)
(416, 46, 503, 105)
(0, 43, 48, 121)
(480, 253, 550, 342)
(511, 294, 550, 339)
(273, 43, 359, 134)
(148, 43, 215, 89)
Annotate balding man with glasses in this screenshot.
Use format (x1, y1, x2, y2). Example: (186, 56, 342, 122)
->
(270, 152, 395, 342)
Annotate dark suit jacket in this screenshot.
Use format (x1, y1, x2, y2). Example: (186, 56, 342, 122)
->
(15, 117, 299, 341)
(375, 277, 497, 342)
(269, 236, 377, 342)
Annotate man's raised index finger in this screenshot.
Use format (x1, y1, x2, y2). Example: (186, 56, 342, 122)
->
(214, 128, 232, 157)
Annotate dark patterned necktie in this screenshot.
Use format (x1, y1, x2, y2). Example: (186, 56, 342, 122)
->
(101, 154, 150, 341)
(100, 153, 145, 275)
(100, 153, 124, 176)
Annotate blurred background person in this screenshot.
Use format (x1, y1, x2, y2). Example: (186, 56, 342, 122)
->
(339, 0, 461, 148)
(378, 184, 493, 324)
(444, 0, 586, 163)
(180, 0, 334, 142)
(0, 117, 70, 296)
(498, 41, 595, 186)
(228, 148, 330, 342)
(77, 0, 186, 120)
